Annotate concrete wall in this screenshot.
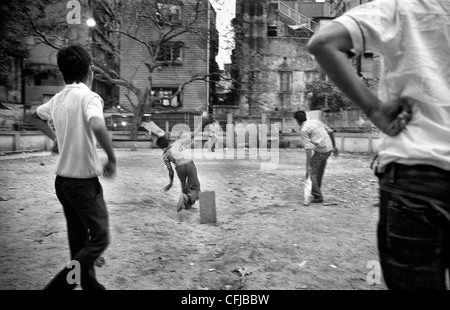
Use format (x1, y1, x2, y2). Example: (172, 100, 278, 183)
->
(335, 132, 379, 154)
(0, 132, 53, 153)
(0, 130, 380, 154)
(283, 131, 380, 154)
(113, 140, 153, 149)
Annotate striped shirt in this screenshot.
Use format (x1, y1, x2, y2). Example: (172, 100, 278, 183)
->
(162, 139, 191, 171)
(300, 120, 334, 153)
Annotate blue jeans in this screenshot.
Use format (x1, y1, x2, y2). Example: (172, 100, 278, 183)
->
(310, 151, 331, 200)
(377, 163, 450, 290)
(44, 176, 110, 290)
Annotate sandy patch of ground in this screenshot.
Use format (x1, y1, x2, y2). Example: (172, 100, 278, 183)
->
(0, 148, 386, 290)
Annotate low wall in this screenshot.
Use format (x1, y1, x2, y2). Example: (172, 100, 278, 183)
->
(110, 131, 151, 141)
(0, 131, 53, 153)
(0, 131, 381, 154)
(282, 132, 379, 154)
(335, 132, 380, 154)
(0, 130, 156, 152)
(112, 140, 153, 149)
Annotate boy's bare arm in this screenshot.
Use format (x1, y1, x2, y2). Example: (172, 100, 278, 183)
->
(31, 112, 56, 141)
(31, 112, 58, 153)
(162, 159, 174, 192)
(328, 132, 339, 157)
(307, 23, 411, 136)
(89, 117, 116, 177)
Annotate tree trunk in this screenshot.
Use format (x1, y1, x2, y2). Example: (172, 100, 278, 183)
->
(130, 96, 146, 140)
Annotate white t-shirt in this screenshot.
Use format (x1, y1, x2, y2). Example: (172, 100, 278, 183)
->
(300, 120, 334, 153)
(333, 0, 450, 171)
(36, 83, 105, 178)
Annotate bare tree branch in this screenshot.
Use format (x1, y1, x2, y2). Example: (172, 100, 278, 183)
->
(93, 65, 140, 95)
(22, 9, 62, 50)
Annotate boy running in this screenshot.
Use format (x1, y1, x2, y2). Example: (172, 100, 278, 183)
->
(31, 45, 116, 290)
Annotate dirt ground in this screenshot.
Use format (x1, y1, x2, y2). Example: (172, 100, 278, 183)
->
(0, 147, 387, 290)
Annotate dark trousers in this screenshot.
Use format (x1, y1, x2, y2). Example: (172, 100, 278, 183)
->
(176, 161, 201, 205)
(44, 176, 110, 290)
(377, 163, 450, 290)
(310, 151, 331, 200)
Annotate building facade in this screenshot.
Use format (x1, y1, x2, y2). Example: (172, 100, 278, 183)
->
(329, 0, 372, 17)
(232, 0, 332, 123)
(321, 0, 382, 132)
(117, 0, 219, 131)
(0, 0, 119, 130)
(328, 0, 380, 89)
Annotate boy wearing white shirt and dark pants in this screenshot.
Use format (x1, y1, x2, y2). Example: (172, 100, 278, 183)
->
(308, 0, 450, 289)
(32, 45, 116, 290)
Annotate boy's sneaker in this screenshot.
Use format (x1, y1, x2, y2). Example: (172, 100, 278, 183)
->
(310, 198, 324, 203)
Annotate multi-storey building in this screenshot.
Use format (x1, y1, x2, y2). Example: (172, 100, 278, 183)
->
(0, 0, 119, 130)
(328, 0, 380, 90)
(118, 0, 219, 131)
(231, 0, 332, 127)
(321, 0, 381, 132)
(1, 0, 219, 134)
(329, 0, 371, 17)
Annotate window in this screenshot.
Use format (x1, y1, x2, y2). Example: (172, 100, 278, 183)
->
(151, 87, 182, 107)
(34, 72, 64, 86)
(267, 25, 277, 37)
(249, 3, 256, 16)
(250, 70, 260, 80)
(10, 57, 21, 91)
(156, 42, 183, 64)
(34, 73, 47, 86)
(156, 3, 181, 25)
(304, 71, 318, 83)
(279, 71, 293, 93)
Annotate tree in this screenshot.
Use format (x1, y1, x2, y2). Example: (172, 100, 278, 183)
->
(12, 0, 226, 138)
(0, 2, 29, 92)
(230, 12, 271, 115)
(305, 79, 354, 111)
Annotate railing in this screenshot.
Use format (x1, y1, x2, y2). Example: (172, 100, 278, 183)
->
(277, 1, 318, 32)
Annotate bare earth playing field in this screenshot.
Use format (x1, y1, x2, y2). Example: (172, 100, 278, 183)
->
(0, 148, 387, 290)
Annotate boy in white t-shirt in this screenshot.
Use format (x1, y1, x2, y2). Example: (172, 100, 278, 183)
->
(205, 119, 221, 152)
(308, 0, 450, 289)
(31, 45, 116, 290)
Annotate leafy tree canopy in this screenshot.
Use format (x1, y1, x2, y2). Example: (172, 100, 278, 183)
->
(305, 79, 354, 112)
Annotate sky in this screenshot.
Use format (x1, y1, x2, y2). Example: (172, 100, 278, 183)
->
(210, 0, 236, 69)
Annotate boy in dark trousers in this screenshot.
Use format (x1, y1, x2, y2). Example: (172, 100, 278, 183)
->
(294, 111, 338, 204)
(31, 45, 116, 290)
(307, 0, 450, 289)
(153, 116, 207, 212)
